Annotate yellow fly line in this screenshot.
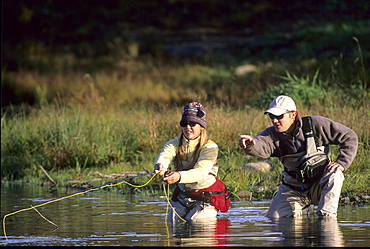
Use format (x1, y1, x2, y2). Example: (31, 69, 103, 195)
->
(162, 182, 187, 247)
(2, 171, 158, 241)
(162, 182, 187, 223)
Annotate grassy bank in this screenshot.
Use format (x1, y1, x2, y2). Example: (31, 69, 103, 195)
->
(1, 103, 368, 200)
(1, 52, 369, 201)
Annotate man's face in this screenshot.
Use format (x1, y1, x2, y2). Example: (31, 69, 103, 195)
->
(268, 112, 296, 133)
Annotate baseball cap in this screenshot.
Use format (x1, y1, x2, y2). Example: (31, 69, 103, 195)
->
(264, 95, 296, 116)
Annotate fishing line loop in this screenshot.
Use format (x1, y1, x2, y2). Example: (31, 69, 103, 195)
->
(2, 171, 157, 241)
(162, 183, 187, 223)
(31, 205, 59, 229)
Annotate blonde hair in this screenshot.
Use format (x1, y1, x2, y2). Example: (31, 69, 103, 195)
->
(175, 128, 210, 170)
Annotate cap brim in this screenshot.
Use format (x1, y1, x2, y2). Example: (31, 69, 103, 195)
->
(264, 108, 287, 116)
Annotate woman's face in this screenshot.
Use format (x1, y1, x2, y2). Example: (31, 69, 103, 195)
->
(181, 122, 202, 140)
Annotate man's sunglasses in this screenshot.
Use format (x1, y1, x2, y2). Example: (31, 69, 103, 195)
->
(268, 112, 290, 120)
(180, 121, 198, 127)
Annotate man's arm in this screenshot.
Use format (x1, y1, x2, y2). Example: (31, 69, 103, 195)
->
(239, 127, 278, 159)
(312, 116, 358, 171)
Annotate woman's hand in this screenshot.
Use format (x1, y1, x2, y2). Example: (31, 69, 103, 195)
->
(163, 172, 181, 184)
(154, 163, 165, 176)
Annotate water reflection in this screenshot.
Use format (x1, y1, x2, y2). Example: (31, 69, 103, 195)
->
(171, 218, 231, 247)
(1, 183, 369, 247)
(270, 217, 344, 247)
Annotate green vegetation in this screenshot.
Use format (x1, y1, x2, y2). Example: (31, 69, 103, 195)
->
(2, 46, 369, 200)
(2, 1, 369, 201)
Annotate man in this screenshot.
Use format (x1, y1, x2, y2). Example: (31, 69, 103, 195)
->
(239, 95, 358, 218)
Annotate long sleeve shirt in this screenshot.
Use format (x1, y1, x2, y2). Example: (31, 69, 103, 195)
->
(244, 115, 358, 188)
(154, 135, 219, 191)
(244, 115, 358, 170)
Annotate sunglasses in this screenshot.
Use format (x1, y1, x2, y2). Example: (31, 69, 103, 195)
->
(268, 112, 290, 120)
(180, 121, 198, 127)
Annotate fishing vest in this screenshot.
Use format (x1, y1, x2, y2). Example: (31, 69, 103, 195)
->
(279, 117, 331, 190)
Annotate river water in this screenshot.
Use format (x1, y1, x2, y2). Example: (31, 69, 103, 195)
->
(1, 182, 369, 247)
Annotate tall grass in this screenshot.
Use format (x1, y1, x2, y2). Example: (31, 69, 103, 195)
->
(2, 104, 368, 197)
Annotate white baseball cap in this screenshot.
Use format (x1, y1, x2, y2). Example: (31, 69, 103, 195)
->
(264, 95, 296, 116)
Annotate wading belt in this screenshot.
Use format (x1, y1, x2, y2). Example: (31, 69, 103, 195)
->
(282, 181, 305, 192)
(181, 189, 229, 203)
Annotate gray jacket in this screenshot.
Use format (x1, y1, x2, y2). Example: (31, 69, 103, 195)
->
(244, 115, 358, 187)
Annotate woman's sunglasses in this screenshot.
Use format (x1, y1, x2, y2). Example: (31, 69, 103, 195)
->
(180, 121, 198, 127)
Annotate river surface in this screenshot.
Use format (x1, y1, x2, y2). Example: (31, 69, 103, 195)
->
(1, 182, 369, 247)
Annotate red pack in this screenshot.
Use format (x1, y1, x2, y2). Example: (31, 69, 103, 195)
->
(188, 177, 231, 212)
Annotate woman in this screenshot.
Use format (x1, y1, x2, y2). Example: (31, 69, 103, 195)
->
(154, 102, 227, 223)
